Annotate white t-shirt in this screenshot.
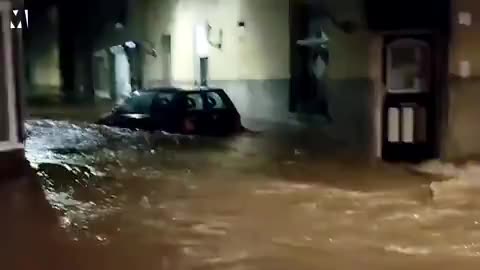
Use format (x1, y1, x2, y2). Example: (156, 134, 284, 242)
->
(312, 56, 326, 80)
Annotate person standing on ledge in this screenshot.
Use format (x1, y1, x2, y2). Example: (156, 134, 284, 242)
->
(297, 30, 333, 122)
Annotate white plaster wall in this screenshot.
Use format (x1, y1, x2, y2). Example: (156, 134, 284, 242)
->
(28, 6, 61, 90)
(170, 0, 196, 82)
(138, 0, 290, 84)
(238, 0, 290, 80)
(139, 0, 176, 85)
(445, 0, 480, 159)
(31, 46, 60, 87)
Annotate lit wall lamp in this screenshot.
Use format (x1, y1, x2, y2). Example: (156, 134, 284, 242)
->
(114, 22, 124, 30)
(206, 22, 223, 49)
(195, 24, 210, 57)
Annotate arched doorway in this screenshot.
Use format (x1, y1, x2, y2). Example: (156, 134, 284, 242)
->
(382, 35, 438, 162)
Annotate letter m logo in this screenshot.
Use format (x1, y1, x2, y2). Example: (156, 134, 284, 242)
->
(10, 9, 29, 29)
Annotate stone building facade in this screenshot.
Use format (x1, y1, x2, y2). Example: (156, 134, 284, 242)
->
(0, 0, 28, 178)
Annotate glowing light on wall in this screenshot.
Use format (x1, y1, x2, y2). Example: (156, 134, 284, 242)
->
(195, 24, 209, 58)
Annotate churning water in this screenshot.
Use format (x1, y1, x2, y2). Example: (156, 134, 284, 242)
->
(2, 119, 480, 269)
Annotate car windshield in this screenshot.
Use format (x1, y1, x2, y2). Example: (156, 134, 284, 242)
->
(118, 91, 157, 114)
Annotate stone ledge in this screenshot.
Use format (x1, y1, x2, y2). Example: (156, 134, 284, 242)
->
(0, 149, 33, 182)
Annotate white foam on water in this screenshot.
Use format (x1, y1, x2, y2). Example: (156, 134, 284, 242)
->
(415, 160, 460, 178)
(416, 160, 480, 205)
(384, 245, 432, 255)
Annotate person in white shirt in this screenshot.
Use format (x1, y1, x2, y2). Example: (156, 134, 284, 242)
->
(297, 31, 332, 122)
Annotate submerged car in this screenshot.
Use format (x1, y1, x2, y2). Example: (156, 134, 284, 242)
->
(97, 87, 243, 136)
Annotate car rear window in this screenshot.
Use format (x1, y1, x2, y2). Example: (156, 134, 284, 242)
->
(185, 93, 204, 111)
(119, 91, 156, 114)
(151, 92, 176, 110)
(205, 91, 229, 109)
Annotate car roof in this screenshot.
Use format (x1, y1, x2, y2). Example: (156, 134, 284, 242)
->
(138, 86, 225, 94)
(137, 87, 181, 93)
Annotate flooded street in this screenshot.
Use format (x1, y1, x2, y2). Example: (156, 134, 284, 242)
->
(3, 120, 480, 269)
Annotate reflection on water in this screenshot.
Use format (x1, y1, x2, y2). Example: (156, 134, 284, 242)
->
(2, 119, 480, 269)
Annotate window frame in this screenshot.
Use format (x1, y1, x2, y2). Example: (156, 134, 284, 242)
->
(184, 92, 205, 112)
(386, 39, 430, 94)
(204, 90, 230, 110)
(118, 91, 158, 114)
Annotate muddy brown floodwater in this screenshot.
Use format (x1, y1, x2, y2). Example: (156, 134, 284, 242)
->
(1, 119, 480, 269)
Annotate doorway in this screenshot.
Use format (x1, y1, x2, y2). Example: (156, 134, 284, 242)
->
(289, 1, 332, 119)
(381, 34, 440, 162)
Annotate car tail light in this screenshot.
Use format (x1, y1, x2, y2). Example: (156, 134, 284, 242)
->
(183, 118, 195, 132)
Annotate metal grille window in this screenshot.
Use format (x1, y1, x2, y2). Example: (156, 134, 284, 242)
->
(387, 105, 427, 144)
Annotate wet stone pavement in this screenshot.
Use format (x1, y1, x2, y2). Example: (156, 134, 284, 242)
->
(2, 119, 480, 269)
